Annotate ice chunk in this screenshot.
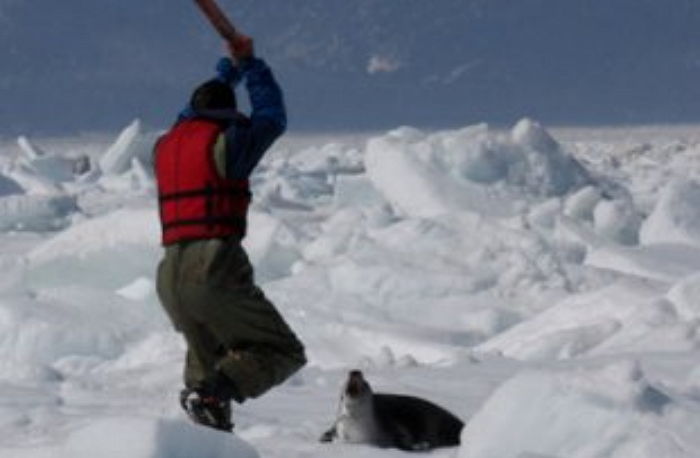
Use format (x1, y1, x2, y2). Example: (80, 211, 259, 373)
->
(4, 162, 61, 195)
(302, 208, 364, 263)
(28, 207, 159, 265)
(23, 208, 160, 293)
(593, 198, 641, 245)
(129, 157, 154, 191)
(365, 119, 591, 219)
(19, 155, 80, 184)
(0, 287, 164, 375)
(0, 194, 77, 232)
(16, 136, 91, 183)
(459, 361, 691, 458)
(639, 179, 700, 247)
(564, 186, 602, 221)
(475, 279, 690, 360)
(333, 174, 386, 208)
(586, 242, 700, 283)
(528, 198, 562, 229)
(243, 211, 301, 282)
(366, 127, 515, 218)
(0, 173, 24, 197)
(290, 142, 364, 175)
(16, 136, 47, 160)
(666, 272, 700, 321)
(98, 119, 156, 175)
(510, 118, 591, 196)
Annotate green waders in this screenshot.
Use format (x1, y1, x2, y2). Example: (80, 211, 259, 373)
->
(156, 237, 306, 402)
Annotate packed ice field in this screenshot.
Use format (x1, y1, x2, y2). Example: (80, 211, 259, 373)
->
(1, 119, 700, 457)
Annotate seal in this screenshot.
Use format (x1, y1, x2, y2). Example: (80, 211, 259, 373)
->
(320, 370, 464, 451)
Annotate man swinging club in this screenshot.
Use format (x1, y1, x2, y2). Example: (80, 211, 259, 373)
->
(154, 1, 306, 432)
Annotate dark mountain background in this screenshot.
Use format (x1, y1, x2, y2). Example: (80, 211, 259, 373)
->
(1, 0, 699, 135)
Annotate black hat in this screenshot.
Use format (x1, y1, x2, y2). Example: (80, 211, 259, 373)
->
(190, 79, 236, 112)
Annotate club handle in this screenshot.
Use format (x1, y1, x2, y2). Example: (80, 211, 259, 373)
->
(194, 0, 238, 42)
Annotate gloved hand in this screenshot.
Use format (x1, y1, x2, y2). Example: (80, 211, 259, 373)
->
(216, 57, 242, 86)
(228, 34, 254, 61)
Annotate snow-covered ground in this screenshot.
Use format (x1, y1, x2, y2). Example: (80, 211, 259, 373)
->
(2, 120, 700, 457)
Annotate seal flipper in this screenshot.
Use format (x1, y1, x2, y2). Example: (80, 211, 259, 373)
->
(386, 422, 421, 451)
(373, 400, 423, 451)
(320, 425, 337, 443)
(382, 419, 433, 451)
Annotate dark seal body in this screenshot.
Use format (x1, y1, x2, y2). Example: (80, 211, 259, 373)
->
(372, 393, 464, 451)
(321, 370, 464, 451)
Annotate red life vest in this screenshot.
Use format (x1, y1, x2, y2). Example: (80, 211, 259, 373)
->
(154, 119, 251, 245)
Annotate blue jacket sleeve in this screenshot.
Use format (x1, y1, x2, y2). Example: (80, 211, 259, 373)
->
(215, 57, 243, 86)
(223, 57, 287, 180)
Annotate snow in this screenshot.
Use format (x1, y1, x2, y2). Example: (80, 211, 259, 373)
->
(459, 360, 700, 458)
(2, 120, 700, 457)
(8, 418, 259, 458)
(62, 418, 259, 458)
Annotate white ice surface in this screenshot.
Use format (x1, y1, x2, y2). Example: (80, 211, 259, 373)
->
(1, 121, 700, 458)
(460, 360, 700, 458)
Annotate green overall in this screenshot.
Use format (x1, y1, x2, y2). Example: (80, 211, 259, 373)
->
(156, 236, 306, 401)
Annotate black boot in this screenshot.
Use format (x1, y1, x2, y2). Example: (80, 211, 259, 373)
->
(180, 388, 233, 432)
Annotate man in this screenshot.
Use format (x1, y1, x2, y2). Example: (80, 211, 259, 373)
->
(154, 34, 306, 432)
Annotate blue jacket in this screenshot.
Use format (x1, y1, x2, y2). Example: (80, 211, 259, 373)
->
(178, 57, 287, 180)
